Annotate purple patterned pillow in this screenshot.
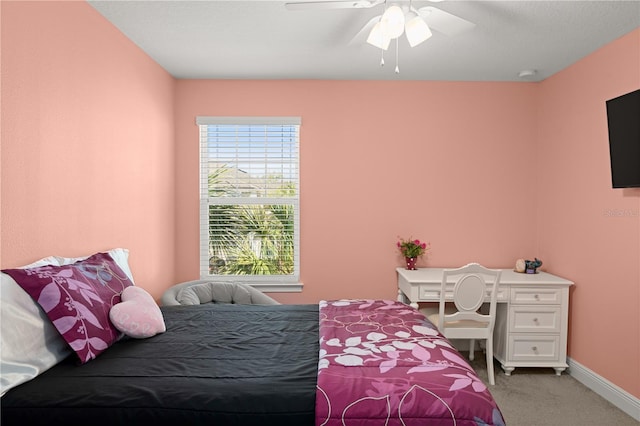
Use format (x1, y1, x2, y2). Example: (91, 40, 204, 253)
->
(2, 252, 133, 363)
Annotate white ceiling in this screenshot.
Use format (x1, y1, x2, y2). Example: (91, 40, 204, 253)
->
(87, 0, 640, 82)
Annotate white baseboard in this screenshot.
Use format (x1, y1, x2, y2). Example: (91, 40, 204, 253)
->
(567, 357, 640, 421)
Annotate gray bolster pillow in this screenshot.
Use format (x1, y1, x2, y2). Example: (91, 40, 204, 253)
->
(161, 280, 280, 306)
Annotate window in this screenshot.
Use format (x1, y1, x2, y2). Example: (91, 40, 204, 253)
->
(197, 117, 301, 291)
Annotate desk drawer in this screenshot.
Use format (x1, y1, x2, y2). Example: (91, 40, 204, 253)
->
(508, 335, 560, 362)
(419, 285, 449, 300)
(419, 285, 509, 302)
(510, 287, 562, 305)
(509, 306, 561, 333)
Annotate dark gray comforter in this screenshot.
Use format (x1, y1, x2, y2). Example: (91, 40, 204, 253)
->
(1, 303, 319, 426)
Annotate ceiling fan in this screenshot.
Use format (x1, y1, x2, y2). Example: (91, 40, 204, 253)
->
(284, 0, 476, 73)
(284, 0, 476, 40)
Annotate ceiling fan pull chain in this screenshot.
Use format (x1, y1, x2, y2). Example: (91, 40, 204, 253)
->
(380, 49, 385, 67)
(395, 38, 400, 73)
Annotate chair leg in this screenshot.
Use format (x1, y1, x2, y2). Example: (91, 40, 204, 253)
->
(486, 338, 495, 385)
(469, 339, 475, 360)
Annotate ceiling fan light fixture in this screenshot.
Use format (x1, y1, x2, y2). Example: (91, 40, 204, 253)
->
(367, 21, 391, 50)
(405, 12, 432, 47)
(380, 4, 405, 39)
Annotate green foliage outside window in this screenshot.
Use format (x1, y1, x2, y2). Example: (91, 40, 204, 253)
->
(207, 166, 295, 276)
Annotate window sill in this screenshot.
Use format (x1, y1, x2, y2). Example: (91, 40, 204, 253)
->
(250, 282, 303, 293)
(199, 274, 303, 293)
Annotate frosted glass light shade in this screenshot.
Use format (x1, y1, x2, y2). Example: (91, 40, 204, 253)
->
(367, 21, 391, 50)
(405, 13, 432, 47)
(380, 5, 405, 39)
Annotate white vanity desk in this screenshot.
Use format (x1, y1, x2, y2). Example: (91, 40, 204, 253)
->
(397, 267, 574, 376)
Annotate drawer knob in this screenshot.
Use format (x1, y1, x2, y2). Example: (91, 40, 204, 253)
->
(534, 294, 540, 300)
(533, 317, 539, 323)
(532, 346, 538, 352)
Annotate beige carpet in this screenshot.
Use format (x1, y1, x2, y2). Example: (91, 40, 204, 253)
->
(467, 355, 638, 425)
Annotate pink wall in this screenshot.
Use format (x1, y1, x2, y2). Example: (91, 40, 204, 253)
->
(0, 1, 176, 301)
(536, 29, 640, 398)
(2, 0, 638, 401)
(174, 80, 538, 304)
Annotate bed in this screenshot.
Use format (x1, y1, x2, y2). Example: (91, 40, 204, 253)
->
(1, 251, 505, 426)
(2, 303, 319, 425)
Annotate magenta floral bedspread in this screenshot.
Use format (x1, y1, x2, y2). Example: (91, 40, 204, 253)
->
(315, 300, 505, 426)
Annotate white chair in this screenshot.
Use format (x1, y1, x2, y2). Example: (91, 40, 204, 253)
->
(428, 263, 501, 385)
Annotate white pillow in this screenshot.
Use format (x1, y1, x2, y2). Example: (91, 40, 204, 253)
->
(0, 257, 72, 396)
(0, 249, 135, 396)
(53, 248, 136, 284)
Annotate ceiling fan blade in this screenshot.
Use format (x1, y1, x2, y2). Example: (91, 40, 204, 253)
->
(417, 6, 476, 37)
(285, 0, 383, 11)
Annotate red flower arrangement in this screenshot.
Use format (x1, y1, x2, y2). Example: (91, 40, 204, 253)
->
(397, 237, 430, 259)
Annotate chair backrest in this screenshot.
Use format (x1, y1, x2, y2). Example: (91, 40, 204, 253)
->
(437, 263, 502, 333)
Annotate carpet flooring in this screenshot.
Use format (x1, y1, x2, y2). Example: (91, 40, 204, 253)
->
(467, 355, 638, 425)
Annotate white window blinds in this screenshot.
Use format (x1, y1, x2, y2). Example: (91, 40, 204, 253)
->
(197, 117, 301, 286)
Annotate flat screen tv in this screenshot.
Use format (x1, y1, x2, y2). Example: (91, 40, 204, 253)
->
(606, 89, 640, 188)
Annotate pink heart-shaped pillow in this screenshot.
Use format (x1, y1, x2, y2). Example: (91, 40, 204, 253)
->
(109, 286, 166, 339)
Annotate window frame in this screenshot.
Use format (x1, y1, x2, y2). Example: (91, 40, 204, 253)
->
(196, 116, 302, 292)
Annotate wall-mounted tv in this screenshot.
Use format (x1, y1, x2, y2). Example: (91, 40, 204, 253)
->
(606, 89, 640, 188)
